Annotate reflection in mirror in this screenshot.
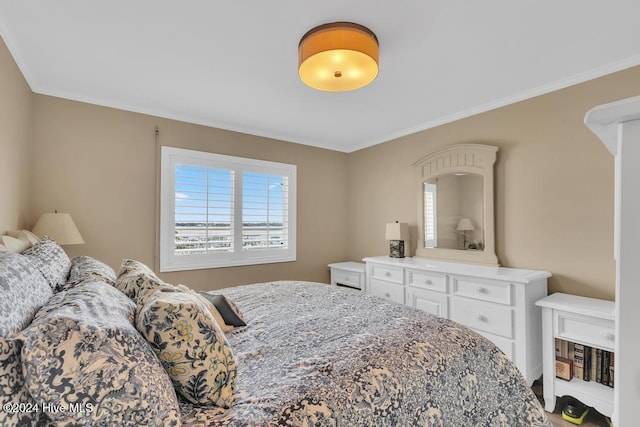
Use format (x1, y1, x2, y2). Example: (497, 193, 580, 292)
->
(424, 173, 484, 250)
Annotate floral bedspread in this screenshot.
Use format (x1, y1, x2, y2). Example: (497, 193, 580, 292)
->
(180, 281, 550, 426)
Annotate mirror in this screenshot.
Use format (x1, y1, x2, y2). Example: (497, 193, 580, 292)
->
(424, 173, 484, 250)
(414, 144, 499, 266)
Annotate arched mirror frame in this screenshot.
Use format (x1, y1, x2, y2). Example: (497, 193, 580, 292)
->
(413, 143, 499, 266)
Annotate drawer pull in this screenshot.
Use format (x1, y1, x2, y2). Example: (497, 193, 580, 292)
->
(600, 332, 615, 341)
(477, 315, 488, 322)
(385, 272, 391, 277)
(425, 279, 432, 285)
(476, 287, 488, 294)
(385, 292, 391, 298)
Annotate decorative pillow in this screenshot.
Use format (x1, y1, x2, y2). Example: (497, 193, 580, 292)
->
(6, 229, 40, 245)
(22, 236, 71, 290)
(115, 258, 164, 300)
(136, 289, 237, 407)
(16, 281, 180, 426)
(0, 252, 53, 338)
(0, 252, 53, 426)
(0, 235, 31, 253)
(200, 293, 246, 327)
(65, 255, 117, 290)
(115, 259, 233, 332)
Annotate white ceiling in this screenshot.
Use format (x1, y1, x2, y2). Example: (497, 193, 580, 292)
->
(1, 1, 640, 153)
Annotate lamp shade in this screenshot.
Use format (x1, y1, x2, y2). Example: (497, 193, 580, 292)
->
(456, 218, 475, 231)
(298, 22, 379, 92)
(32, 212, 85, 245)
(385, 222, 410, 241)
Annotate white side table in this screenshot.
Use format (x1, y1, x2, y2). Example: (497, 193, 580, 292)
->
(536, 293, 615, 417)
(328, 262, 365, 290)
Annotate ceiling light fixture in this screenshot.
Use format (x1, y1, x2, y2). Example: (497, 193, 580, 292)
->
(298, 22, 379, 92)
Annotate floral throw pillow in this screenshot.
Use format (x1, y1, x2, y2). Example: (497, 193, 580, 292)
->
(22, 236, 71, 290)
(16, 281, 181, 426)
(115, 259, 166, 302)
(136, 289, 237, 407)
(115, 259, 234, 332)
(65, 255, 117, 290)
(0, 252, 52, 337)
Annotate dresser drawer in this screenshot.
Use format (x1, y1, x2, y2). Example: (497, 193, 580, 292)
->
(370, 278, 405, 304)
(555, 311, 615, 351)
(370, 264, 403, 284)
(334, 270, 362, 289)
(451, 297, 514, 339)
(407, 269, 447, 293)
(453, 276, 512, 305)
(407, 287, 448, 317)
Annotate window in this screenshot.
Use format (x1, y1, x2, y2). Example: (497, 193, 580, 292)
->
(160, 146, 296, 272)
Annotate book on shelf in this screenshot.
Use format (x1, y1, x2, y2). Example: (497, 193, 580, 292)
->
(583, 345, 592, 381)
(609, 352, 615, 388)
(555, 357, 573, 381)
(601, 350, 610, 386)
(573, 343, 584, 379)
(553, 339, 615, 386)
(590, 347, 597, 382)
(560, 340, 569, 358)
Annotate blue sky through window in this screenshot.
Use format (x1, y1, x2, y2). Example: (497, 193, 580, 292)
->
(174, 165, 285, 225)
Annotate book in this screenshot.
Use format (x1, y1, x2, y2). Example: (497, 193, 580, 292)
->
(573, 343, 584, 379)
(555, 356, 574, 381)
(568, 342, 575, 361)
(602, 351, 610, 386)
(596, 348, 602, 383)
(555, 338, 561, 357)
(583, 345, 592, 381)
(609, 352, 615, 388)
(591, 347, 597, 382)
(560, 340, 569, 358)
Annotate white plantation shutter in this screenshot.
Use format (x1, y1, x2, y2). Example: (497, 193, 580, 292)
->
(160, 147, 296, 272)
(173, 165, 234, 255)
(424, 182, 437, 248)
(241, 172, 289, 252)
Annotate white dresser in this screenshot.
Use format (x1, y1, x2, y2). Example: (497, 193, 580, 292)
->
(363, 256, 550, 385)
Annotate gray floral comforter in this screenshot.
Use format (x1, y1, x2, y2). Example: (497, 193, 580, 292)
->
(180, 281, 550, 426)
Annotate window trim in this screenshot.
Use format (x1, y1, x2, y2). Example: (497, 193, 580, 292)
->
(160, 146, 296, 272)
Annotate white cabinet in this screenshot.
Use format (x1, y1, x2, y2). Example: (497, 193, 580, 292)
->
(363, 256, 550, 385)
(535, 293, 615, 417)
(328, 262, 365, 290)
(585, 95, 640, 426)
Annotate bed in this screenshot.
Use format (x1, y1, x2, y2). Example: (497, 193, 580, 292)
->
(1, 236, 550, 426)
(180, 281, 550, 426)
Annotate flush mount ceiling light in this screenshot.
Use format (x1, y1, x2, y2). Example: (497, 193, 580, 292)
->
(298, 22, 379, 92)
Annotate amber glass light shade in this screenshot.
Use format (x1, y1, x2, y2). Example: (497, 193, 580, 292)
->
(298, 22, 379, 92)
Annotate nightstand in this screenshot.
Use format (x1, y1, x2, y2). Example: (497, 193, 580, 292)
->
(536, 293, 615, 418)
(328, 262, 365, 290)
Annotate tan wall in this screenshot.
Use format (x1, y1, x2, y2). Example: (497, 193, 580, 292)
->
(0, 36, 33, 233)
(347, 65, 640, 301)
(9, 34, 640, 300)
(31, 96, 348, 290)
